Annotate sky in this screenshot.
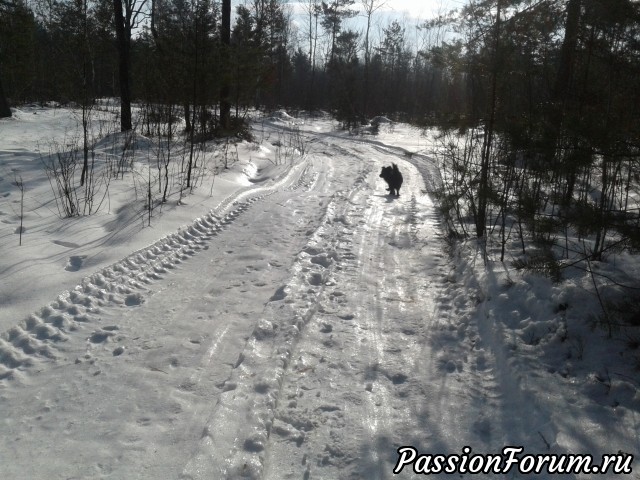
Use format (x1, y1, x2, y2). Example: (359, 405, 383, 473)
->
(282, 0, 463, 48)
(233, 1, 462, 23)
(355, 0, 460, 19)
(289, 0, 461, 20)
(225, 0, 464, 53)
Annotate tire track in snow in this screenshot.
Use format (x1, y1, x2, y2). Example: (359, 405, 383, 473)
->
(253, 136, 566, 480)
(0, 155, 336, 480)
(0, 158, 317, 382)
(180, 158, 372, 479)
(258, 142, 530, 480)
(260, 152, 450, 480)
(149, 135, 533, 480)
(350, 143, 564, 478)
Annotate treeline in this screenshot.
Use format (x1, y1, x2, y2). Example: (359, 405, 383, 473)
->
(0, 0, 460, 128)
(2, 0, 640, 263)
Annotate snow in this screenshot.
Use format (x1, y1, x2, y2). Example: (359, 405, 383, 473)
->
(0, 107, 638, 479)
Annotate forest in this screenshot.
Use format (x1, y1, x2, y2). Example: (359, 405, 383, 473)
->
(1, 0, 640, 270)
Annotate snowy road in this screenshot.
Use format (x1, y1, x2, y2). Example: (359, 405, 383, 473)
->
(1, 122, 633, 479)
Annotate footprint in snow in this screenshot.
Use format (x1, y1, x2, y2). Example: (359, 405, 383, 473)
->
(270, 285, 287, 301)
(65, 255, 87, 272)
(53, 239, 80, 249)
(320, 323, 333, 333)
(389, 372, 408, 385)
(125, 293, 144, 306)
(310, 254, 333, 268)
(307, 273, 323, 286)
(89, 330, 114, 343)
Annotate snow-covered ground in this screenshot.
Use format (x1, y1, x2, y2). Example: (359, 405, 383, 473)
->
(0, 108, 638, 479)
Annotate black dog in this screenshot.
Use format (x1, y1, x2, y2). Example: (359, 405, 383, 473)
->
(379, 163, 403, 196)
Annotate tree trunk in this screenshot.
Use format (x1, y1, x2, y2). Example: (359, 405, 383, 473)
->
(184, 104, 192, 133)
(220, 0, 231, 130)
(309, 12, 319, 111)
(114, 0, 132, 132)
(544, 0, 581, 164)
(553, 0, 581, 102)
(0, 68, 11, 118)
(476, 0, 502, 239)
(363, 10, 372, 117)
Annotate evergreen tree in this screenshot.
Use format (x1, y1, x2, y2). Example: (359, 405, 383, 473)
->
(328, 29, 360, 128)
(0, 0, 37, 106)
(321, 0, 356, 63)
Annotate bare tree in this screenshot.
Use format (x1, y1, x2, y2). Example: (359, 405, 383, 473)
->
(14, 173, 24, 245)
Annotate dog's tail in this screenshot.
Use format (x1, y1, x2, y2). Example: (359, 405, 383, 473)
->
(392, 163, 400, 172)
